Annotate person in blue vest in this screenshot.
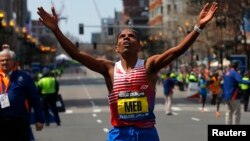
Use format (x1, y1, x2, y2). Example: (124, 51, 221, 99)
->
(163, 72, 177, 115)
(0, 48, 44, 140)
(37, 70, 61, 126)
(198, 72, 208, 112)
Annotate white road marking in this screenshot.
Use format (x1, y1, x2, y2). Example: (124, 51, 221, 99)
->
(79, 77, 98, 108)
(191, 117, 200, 121)
(198, 107, 210, 112)
(172, 112, 179, 116)
(103, 128, 109, 133)
(93, 108, 102, 113)
(90, 101, 95, 107)
(65, 110, 73, 114)
(172, 107, 182, 111)
(97, 119, 102, 123)
(92, 113, 97, 117)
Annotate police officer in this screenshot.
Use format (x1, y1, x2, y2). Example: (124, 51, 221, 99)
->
(239, 71, 250, 112)
(37, 70, 61, 126)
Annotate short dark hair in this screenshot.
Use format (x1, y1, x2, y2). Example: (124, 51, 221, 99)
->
(116, 28, 140, 44)
(230, 61, 239, 69)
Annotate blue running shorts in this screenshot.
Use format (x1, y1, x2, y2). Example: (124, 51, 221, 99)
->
(107, 126, 159, 141)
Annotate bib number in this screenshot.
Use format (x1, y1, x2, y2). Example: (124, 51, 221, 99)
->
(117, 91, 149, 120)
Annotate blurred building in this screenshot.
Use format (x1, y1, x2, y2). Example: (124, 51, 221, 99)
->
(91, 32, 101, 45)
(0, 0, 33, 66)
(31, 20, 59, 65)
(91, 10, 124, 60)
(122, 0, 149, 31)
(101, 17, 115, 44)
(148, 0, 164, 55)
(148, 0, 219, 70)
(123, 0, 149, 28)
(122, 0, 149, 58)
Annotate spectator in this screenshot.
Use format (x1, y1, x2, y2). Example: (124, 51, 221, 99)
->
(222, 61, 250, 124)
(199, 73, 208, 112)
(37, 70, 61, 126)
(0, 48, 44, 140)
(163, 72, 176, 115)
(239, 71, 250, 112)
(209, 71, 222, 117)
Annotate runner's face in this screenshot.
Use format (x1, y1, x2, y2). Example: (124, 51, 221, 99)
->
(116, 29, 140, 55)
(0, 54, 14, 73)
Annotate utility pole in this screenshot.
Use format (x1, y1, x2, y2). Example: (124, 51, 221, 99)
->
(215, 5, 226, 70)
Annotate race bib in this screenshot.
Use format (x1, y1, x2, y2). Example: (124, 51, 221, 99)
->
(117, 91, 149, 120)
(0, 93, 10, 108)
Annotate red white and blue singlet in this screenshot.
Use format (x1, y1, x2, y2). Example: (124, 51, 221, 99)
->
(108, 59, 156, 128)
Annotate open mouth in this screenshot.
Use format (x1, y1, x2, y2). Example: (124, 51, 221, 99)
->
(123, 41, 131, 47)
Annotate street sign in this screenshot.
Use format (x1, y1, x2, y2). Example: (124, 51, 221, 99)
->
(230, 55, 247, 73)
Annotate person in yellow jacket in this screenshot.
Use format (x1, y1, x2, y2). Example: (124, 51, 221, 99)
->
(37, 71, 61, 126)
(177, 72, 185, 91)
(188, 72, 198, 82)
(239, 71, 250, 112)
(185, 73, 190, 89)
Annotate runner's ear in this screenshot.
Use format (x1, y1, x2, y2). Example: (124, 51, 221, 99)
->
(115, 45, 118, 53)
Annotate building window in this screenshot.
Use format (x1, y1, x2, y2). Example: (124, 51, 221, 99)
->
(139, 0, 145, 7)
(156, 6, 162, 16)
(161, 6, 163, 14)
(167, 4, 171, 14)
(174, 4, 177, 13)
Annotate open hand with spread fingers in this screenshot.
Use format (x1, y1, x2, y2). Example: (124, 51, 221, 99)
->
(37, 6, 59, 31)
(197, 2, 218, 28)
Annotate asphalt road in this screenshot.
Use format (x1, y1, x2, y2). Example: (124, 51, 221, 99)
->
(32, 65, 250, 141)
